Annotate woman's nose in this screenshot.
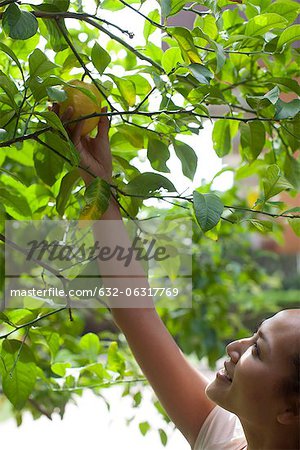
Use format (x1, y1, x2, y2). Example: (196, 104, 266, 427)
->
(226, 338, 251, 363)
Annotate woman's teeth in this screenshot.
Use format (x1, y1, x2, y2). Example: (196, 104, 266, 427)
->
(222, 367, 232, 382)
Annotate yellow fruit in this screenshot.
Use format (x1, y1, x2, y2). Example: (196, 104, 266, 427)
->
(60, 79, 102, 136)
(247, 190, 259, 207)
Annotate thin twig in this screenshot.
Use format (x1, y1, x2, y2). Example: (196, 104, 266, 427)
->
(52, 377, 148, 392)
(119, 0, 164, 29)
(83, 17, 164, 72)
(55, 18, 115, 111)
(195, 44, 275, 56)
(9, 327, 30, 377)
(0, 308, 67, 340)
(0, 0, 20, 6)
(223, 205, 299, 219)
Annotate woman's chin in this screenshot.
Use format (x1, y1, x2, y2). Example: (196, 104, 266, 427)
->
(205, 374, 232, 405)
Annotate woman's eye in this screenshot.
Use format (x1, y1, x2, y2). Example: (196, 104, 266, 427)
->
(252, 342, 260, 357)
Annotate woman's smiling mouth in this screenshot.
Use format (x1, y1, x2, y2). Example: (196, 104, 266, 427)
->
(216, 362, 233, 383)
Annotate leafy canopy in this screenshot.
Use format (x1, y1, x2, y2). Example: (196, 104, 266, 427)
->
(0, 0, 299, 440)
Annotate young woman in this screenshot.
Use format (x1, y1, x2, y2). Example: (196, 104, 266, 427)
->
(59, 106, 300, 450)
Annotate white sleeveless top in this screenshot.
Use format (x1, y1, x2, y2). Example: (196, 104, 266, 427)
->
(193, 405, 247, 450)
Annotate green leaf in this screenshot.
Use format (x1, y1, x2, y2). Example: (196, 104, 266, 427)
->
(245, 13, 287, 36)
(3, 310, 35, 326)
(79, 178, 111, 221)
(144, 9, 160, 41)
(240, 121, 265, 162)
(0, 167, 25, 184)
(116, 124, 144, 149)
(34, 142, 64, 187)
(263, 78, 300, 96)
(125, 173, 176, 198)
(0, 71, 18, 107)
(170, 0, 188, 15)
(284, 154, 300, 190)
(110, 75, 136, 107)
(288, 218, 300, 237)
(139, 421, 151, 436)
(211, 42, 226, 73)
(0, 340, 37, 409)
(173, 140, 198, 180)
(171, 0, 188, 15)
(0, 185, 31, 219)
(283, 207, 300, 215)
(51, 362, 71, 376)
(44, 131, 80, 166)
(169, 27, 201, 64)
(56, 169, 81, 216)
(147, 138, 170, 173)
(81, 362, 106, 380)
(42, 18, 68, 52)
(133, 391, 142, 407)
(79, 333, 101, 362)
(91, 42, 111, 75)
(46, 86, 68, 102)
(212, 120, 231, 157)
(161, 47, 183, 73)
(106, 342, 125, 375)
(188, 64, 213, 85)
(101, 0, 126, 10)
(275, 99, 300, 120)
(33, 1, 70, 12)
(159, 428, 168, 446)
(277, 24, 300, 48)
(285, 118, 300, 152)
(29, 49, 58, 78)
(160, 0, 171, 19)
(249, 219, 273, 233)
(193, 191, 224, 232)
(0, 129, 9, 143)
(35, 111, 69, 139)
(266, 0, 300, 25)
(246, 86, 280, 110)
(2, 4, 38, 40)
(263, 164, 293, 200)
(28, 75, 64, 101)
(43, 331, 60, 361)
(0, 42, 23, 79)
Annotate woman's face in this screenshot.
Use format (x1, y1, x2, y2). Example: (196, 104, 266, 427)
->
(206, 309, 300, 427)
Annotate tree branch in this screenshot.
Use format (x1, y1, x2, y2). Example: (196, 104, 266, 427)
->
(63, 108, 284, 124)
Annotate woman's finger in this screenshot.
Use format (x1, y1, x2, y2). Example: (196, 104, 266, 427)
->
(50, 103, 60, 115)
(95, 107, 110, 143)
(70, 119, 85, 146)
(61, 106, 74, 123)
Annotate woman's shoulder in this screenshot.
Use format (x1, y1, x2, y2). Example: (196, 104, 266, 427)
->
(193, 405, 247, 450)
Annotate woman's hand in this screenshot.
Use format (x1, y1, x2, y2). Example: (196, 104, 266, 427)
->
(52, 104, 112, 186)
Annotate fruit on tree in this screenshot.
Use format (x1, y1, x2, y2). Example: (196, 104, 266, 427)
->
(60, 79, 103, 136)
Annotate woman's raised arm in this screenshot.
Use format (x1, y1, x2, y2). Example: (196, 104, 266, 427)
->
(61, 106, 216, 448)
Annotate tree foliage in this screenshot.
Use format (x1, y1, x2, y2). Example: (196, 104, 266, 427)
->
(0, 0, 299, 440)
